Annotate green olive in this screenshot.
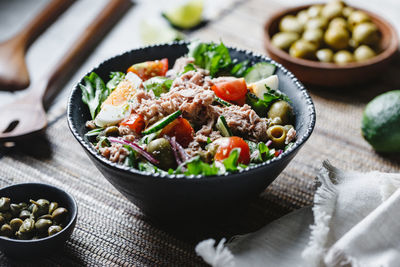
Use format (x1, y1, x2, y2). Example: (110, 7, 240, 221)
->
(342, 6, 354, 18)
(104, 126, 119, 137)
(316, 48, 334, 62)
(18, 202, 28, 210)
(348, 10, 370, 30)
(49, 202, 58, 214)
(304, 17, 328, 30)
(35, 219, 53, 234)
(324, 27, 350, 50)
(307, 5, 323, 18)
(352, 22, 380, 46)
(51, 207, 68, 224)
(19, 209, 31, 220)
(48, 225, 63, 236)
(10, 218, 23, 233)
(267, 125, 287, 148)
(271, 32, 300, 50)
(329, 17, 348, 29)
(354, 45, 376, 62)
(146, 138, 176, 170)
(297, 10, 310, 26)
(321, 2, 343, 20)
(279, 15, 303, 34)
(302, 28, 324, 45)
(289, 40, 317, 59)
(0, 224, 12, 237)
(334, 50, 354, 64)
(0, 197, 10, 212)
(267, 100, 293, 125)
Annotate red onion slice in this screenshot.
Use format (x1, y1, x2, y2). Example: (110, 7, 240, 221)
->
(108, 137, 159, 165)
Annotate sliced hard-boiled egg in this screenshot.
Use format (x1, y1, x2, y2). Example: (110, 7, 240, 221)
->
(94, 103, 131, 127)
(102, 72, 142, 107)
(248, 75, 279, 99)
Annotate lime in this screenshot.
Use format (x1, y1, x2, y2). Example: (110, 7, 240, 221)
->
(140, 20, 184, 45)
(362, 90, 400, 152)
(163, 0, 204, 29)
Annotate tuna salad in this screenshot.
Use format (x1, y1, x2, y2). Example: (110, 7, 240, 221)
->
(80, 42, 297, 176)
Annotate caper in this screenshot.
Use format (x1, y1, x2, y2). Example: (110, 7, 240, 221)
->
(271, 32, 300, 51)
(49, 202, 58, 214)
(0, 215, 5, 226)
(289, 40, 317, 59)
(354, 45, 376, 62)
(268, 100, 293, 125)
(16, 218, 35, 239)
(267, 125, 287, 148)
(334, 50, 354, 64)
(305, 17, 328, 30)
(324, 27, 350, 50)
(307, 5, 323, 18)
(48, 225, 63, 236)
(10, 203, 21, 217)
(52, 207, 68, 224)
(0, 224, 12, 237)
(10, 218, 23, 233)
(352, 22, 379, 47)
(19, 209, 31, 220)
(30, 199, 50, 217)
(316, 48, 334, 63)
(18, 202, 28, 210)
(146, 138, 176, 170)
(279, 15, 303, 34)
(329, 17, 348, 30)
(0, 197, 10, 212)
(28, 203, 35, 212)
(38, 214, 53, 220)
(104, 126, 119, 137)
(35, 219, 53, 234)
(348, 10, 370, 30)
(302, 28, 324, 46)
(0, 212, 12, 222)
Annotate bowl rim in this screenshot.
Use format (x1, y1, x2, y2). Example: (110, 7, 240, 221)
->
(0, 183, 78, 243)
(67, 40, 316, 181)
(264, 4, 399, 70)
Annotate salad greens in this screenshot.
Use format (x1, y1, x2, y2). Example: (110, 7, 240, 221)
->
(188, 41, 232, 77)
(143, 76, 173, 97)
(80, 72, 109, 120)
(106, 72, 125, 92)
(246, 86, 291, 117)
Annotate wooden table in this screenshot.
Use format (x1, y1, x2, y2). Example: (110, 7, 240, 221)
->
(0, 0, 399, 265)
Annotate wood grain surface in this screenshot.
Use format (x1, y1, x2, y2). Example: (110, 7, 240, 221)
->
(0, 0, 399, 266)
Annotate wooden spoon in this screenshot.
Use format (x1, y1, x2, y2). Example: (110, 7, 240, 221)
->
(0, 0, 132, 141)
(0, 0, 75, 91)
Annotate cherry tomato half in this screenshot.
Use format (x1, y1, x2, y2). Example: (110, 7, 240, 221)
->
(127, 58, 168, 81)
(214, 136, 250, 164)
(120, 113, 145, 134)
(160, 117, 194, 148)
(212, 78, 247, 102)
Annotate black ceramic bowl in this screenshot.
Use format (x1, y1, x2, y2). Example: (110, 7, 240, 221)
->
(67, 41, 315, 221)
(0, 183, 77, 258)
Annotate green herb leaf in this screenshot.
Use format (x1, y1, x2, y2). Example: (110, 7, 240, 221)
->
(181, 63, 197, 74)
(230, 59, 250, 77)
(188, 41, 232, 77)
(180, 156, 220, 176)
(143, 76, 173, 97)
(245, 87, 291, 117)
(106, 72, 125, 92)
(123, 145, 137, 168)
(97, 136, 110, 148)
(79, 72, 108, 119)
(222, 148, 240, 171)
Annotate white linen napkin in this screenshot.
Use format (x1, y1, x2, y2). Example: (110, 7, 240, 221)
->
(195, 161, 400, 267)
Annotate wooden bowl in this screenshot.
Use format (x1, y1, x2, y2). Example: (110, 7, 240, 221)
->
(264, 5, 399, 87)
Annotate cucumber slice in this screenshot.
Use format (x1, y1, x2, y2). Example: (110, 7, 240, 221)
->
(142, 110, 182, 135)
(216, 116, 232, 137)
(244, 62, 276, 83)
(214, 97, 231, 107)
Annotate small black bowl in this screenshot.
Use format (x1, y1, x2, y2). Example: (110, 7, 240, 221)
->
(0, 183, 78, 258)
(67, 41, 316, 222)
